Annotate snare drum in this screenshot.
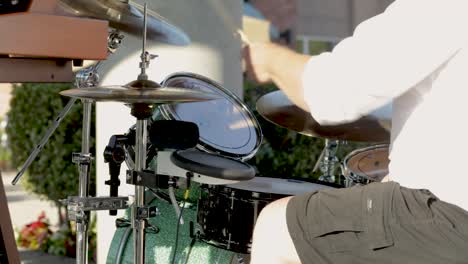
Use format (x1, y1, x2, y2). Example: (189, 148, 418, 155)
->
(342, 144, 389, 187)
(196, 177, 333, 253)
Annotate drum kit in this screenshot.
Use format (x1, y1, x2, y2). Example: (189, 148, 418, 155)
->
(9, 2, 391, 264)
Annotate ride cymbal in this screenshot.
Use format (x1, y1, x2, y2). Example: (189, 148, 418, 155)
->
(58, 0, 190, 45)
(256, 91, 391, 142)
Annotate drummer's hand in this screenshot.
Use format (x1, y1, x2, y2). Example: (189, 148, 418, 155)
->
(243, 42, 275, 83)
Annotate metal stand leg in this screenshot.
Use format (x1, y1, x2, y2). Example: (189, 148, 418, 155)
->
(133, 119, 148, 264)
(11, 98, 77, 185)
(317, 139, 340, 183)
(75, 99, 93, 264)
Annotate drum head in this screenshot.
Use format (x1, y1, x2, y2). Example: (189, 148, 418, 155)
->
(227, 177, 332, 196)
(344, 144, 389, 182)
(160, 72, 262, 160)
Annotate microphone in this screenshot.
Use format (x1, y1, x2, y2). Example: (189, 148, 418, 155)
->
(149, 120, 199, 150)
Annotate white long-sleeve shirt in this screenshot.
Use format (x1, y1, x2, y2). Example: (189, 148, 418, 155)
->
(303, 0, 468, 210)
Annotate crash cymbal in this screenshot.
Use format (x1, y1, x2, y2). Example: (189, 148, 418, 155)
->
(58, 0, 190, 45)
(60, 79, 220, 103)
(256, 91, 391, 142)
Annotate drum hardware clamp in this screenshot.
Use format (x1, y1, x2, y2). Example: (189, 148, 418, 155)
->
(126, 169, 171, 189)
(61, 196, 130, 223)
(316, 139, 341, 183)
(72, 153, 94, 165)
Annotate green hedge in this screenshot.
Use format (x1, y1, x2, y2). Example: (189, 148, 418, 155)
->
(6, 83, 96, 206)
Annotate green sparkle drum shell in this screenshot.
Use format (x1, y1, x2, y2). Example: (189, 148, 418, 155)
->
(106, 190, 235, 264)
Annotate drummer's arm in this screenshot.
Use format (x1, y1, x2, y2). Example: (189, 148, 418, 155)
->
(244, 43, 311, 112)
(245, 1, 468, 125)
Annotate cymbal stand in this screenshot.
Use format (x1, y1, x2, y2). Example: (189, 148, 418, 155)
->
(131, 4, 158, 264)
(314, 139, 340, 183)
(72, 30, 126, 264)
(10, 29, 124, 186)
(11, 29, 126, 264)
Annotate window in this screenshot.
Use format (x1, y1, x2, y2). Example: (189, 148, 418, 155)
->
(296, 35, 338, 55)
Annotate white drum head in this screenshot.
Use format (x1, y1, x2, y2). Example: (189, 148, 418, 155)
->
(227, 177, 333, 196)
(160, 73, 262, 160)
(344, 144, 389, 182)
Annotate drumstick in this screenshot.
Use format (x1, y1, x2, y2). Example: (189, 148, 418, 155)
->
(237, 29, 252, 46)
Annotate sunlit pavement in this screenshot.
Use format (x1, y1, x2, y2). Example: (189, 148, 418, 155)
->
(2, 170, 76, 263)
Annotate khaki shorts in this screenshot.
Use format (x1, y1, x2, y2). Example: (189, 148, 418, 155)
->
(286, 182, 468, 264)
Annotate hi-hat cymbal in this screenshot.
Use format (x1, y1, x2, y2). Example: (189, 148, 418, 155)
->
(58, 0, 190, 46)
(256, 91, 391, 142)
(60, 80, 220, 103)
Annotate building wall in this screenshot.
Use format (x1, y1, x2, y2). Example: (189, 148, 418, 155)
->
(251, 0, 298, 33)
(0, 84, 12, 118)
(297, 0, 394, 40)
(250, 0, 394, 52)
(297, 0, 352, 40)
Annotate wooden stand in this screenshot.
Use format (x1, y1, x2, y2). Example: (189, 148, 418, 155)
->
(0, 172, 20, 264)
(0, 0, 108, 83)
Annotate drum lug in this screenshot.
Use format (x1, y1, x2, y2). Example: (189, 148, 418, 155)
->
(115, 218, 160, 234)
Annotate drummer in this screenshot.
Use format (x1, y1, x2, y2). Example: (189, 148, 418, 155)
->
(243, 1, 468, 263)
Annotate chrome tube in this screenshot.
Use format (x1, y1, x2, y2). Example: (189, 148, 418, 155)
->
(76, 99, 93, 264)
(133, 119, 147, 264)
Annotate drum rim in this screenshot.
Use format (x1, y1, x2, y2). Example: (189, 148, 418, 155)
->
(160, 72, 263, 161)
(197, 236, 251, 254)
(343, 143, 389, 182)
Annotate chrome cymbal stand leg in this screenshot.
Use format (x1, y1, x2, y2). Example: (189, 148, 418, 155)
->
(133, 119, 148, 264)
(131, 5, 157, 264)
(75, 99, 93, 264)
(72, 29, 124, 264)
(317, 139, 340, 183)
(71, 30, 125, 264)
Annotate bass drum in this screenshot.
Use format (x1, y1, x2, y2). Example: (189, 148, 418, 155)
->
(155, 72, 262, 161)
(196, 177, 334, 254)
(107, 190, 237, 264)
(342, 144, 389, 187)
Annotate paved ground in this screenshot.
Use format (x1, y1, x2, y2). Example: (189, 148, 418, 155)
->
(2, 170, 76, 263)
(2, 171, 59, 230)
(18, 249, 76, 264)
